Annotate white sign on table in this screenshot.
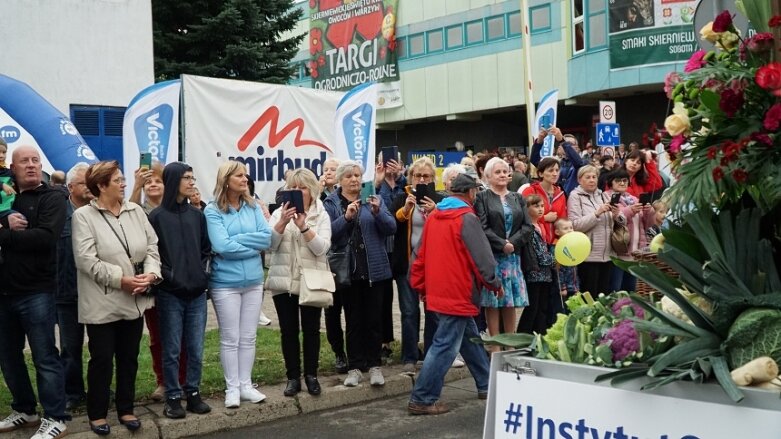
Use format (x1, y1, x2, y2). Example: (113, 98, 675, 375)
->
(490, 372, 781, 439)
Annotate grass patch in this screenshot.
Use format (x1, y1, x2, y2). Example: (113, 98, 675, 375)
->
(0, 328, 401, 415)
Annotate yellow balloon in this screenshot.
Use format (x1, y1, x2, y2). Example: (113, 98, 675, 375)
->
(555, 232, 591, 266)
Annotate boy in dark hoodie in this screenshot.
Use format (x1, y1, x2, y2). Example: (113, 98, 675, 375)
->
(148, 162, 212, 419)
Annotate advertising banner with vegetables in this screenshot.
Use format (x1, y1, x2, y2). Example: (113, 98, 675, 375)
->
(609, 0, 700, 69)
(309, 0, 402, 108)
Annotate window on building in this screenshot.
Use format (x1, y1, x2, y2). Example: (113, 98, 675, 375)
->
(446, 24, 464, 48)
(486, 15, 505, 41)
(587, 0, 608, 50)
(530, 5, 551, 33)
(397, 36, 407, 58)
(466, 20, 484, 45)
(71, 106, 126, 167)
(572, 0, 585, 54)
(409, 33, 425, 57)
(427, 29, 443, 52)
(508, 11, 522, 36)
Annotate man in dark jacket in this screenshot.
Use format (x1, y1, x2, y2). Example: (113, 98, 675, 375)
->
(0, 145, 70, 438)
(56, 163, 92, 411)
(148, 162, 212, 419)
(407, 174, 502, 415)
(530, 127, 585, 196)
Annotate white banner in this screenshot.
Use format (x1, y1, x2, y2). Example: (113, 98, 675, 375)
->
(491, 372, 781, 439)
(334, 82, 378, 183)
(534, 89, 559, 157)
(182, 75, 344, 203)
(122, 80, 181, 194)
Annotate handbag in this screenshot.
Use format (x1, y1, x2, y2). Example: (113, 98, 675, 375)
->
(611, 221, 630, 254)
(295, 239, 335, 308)
(327, 244, 354, 289)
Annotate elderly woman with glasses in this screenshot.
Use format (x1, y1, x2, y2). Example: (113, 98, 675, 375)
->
(390, 157, 443, 373)
(604, 169, 655, 292)
(72, 160, 161, 435)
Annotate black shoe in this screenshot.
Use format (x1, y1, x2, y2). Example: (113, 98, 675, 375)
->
(119, 416, 141, 431)
(89, 421, 111, 436)
(66, 395, 86, 411)
(186, 391, 212, 414)
(283, 379, 301, 397)
(334, 354, 348, 374)
(163, 398, 186, 419)
(304, 375, 321, 396)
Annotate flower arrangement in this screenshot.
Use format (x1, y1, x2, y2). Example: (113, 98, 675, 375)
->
(661, 4, 781, 213)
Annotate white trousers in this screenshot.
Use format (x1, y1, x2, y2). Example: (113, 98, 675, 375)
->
(211, 284, 263, 390)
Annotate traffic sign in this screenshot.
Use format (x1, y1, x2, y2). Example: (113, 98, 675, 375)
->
(596, 123, 620, 147)
(599, 101, 616, 123)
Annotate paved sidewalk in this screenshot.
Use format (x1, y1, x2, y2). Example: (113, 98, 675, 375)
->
(4, 366, 473, 439)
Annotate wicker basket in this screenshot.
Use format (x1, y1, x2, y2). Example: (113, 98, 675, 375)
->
(631, 250, 679, 298)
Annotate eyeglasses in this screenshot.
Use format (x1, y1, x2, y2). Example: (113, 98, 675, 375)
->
(182, 176, 197, 182)
(613, 178, 629, 184)
(413, 173, 433, 180)
(111, 177, 126, 184)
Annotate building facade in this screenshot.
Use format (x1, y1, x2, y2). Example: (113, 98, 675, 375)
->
(290, 0, 695, 155)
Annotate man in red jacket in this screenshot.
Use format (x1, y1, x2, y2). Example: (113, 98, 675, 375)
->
(407, 174, 502, 415)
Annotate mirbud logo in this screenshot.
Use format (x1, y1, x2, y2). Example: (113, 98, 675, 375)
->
(342, 103, 372, 167)
(134, 104, 173, 162)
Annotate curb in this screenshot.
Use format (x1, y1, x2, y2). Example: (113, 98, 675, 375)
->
(15, 365, 473, 438)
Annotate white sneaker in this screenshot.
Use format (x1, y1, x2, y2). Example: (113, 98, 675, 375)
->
(369, 367, 385, 386)
(240, 385, 267, 403)
(452, 354, 465, 368)
(30, 418, 66, 439)
(343, 369, 363, 387)
(0, 411, 39, 432)
(258, 312, 272, 326)
(224, 389, 240, 408)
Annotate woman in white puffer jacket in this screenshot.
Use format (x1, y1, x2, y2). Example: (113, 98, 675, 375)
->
(265, 169, 332, 397)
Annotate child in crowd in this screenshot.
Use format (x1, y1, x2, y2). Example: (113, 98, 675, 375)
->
(553, 218, 579, 302)
(517, 194, 557, 335)
(646, 199, 668, 242)
(0, 139, 18, 264)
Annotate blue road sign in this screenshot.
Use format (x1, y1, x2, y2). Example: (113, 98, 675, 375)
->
(596, 123, 621, 147)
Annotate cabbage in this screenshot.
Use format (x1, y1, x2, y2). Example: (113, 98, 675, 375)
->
(723, 308, 781, 369)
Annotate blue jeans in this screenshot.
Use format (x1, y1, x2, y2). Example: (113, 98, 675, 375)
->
(156, 291, 207, 399)
(410, 313, 490, 405)
(0, 293, 68, 420)
(397, 275, 438, 364)
(56, 303, 86, 404)
(610, 263, 637, 293)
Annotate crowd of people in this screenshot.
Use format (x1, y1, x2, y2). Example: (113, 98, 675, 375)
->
(0, 129, 670, 437)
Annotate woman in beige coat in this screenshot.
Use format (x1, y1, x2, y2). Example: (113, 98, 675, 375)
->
(265, 169, 332, 397)
(567, 165, 619, 296)
(72, 160, 161, 435)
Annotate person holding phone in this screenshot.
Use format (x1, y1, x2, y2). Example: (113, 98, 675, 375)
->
(623, 149, 663, 199)
(390, 157, 445, 373)
(266, 169, 332, 397)
(568, 165, 619, 295)
(603, 170, 655, 292)
(72, 160, 161, 435)
(323, 160, 396, 388)
(529, 127, 586, 196)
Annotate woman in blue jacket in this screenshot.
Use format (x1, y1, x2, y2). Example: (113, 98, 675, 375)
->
(323, 160, 396, 388)
(204, 161, 271, 409)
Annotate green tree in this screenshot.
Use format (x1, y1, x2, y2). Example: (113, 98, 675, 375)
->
(153, 0, 304, 83)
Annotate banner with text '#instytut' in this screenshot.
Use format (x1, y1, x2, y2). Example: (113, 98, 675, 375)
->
(609, 0, 700, 69)
(310, 0, 402, 109)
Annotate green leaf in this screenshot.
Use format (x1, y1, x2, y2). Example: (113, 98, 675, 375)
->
(471, 332, 535, 348)
(628, 294, 707, 337)
(710, 355, 745, 403)
(595, 366, 651, 385)
(699, 90, 722, 114)
(631, 318, 697, 339)
(736, 0, 772, 33)
(648, 335, 722, 376)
